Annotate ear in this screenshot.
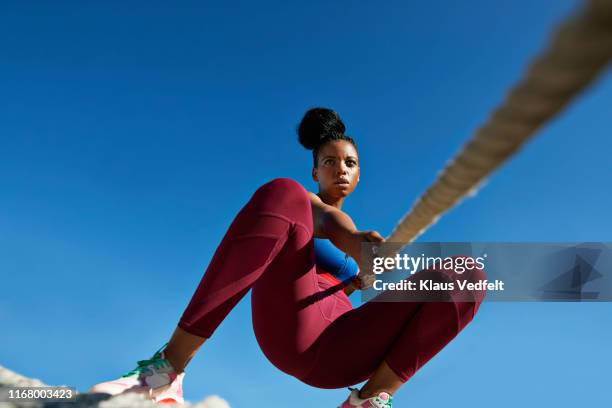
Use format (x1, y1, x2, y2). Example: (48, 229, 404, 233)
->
(312, 167, 319, 182)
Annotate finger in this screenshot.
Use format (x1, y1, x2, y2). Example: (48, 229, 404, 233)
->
(358, 272, 376, 289)
(372, 233, 385, 243)
(366, 231, 385, 243)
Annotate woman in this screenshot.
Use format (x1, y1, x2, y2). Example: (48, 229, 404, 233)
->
(90, 108, 484, 407)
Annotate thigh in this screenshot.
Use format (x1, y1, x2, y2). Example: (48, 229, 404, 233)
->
(251, 223, 346, 378)
(301, 299, 423, 389)
(302, 267, 485, 388)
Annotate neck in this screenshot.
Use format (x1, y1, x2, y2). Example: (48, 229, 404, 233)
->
(317, 191, 345, 209)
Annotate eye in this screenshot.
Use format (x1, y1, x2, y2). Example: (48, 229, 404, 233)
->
(346, 160, 357, 167)
(323, 159, 334, 166)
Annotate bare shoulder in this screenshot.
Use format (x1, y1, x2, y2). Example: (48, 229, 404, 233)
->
(308, 192, 332, 212)
(308, 191, 322, 203)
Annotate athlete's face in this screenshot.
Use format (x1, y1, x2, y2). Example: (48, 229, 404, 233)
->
(312, 140, 360, 198)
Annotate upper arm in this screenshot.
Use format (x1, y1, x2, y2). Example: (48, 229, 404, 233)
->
(308, 192, 360, 258)
(308, 192, 335, 238)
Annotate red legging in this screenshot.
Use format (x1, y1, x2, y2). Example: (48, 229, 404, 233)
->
(178, 178, 485, 388)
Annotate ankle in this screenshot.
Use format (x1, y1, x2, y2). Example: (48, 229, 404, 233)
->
(358, 388, 392, 400)
(162, 350, 186, 374)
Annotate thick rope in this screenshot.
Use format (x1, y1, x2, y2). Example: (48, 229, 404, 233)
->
(386, 0, 612, 247)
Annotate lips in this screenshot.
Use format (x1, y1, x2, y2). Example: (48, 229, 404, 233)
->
(334, 179, 350, 185)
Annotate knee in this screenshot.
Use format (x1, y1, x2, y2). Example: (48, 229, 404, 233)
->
(455, 266, 487, 326)
(468, 264, 487, 304)
(261, 178, 307, 200)
(262, 178, 305, 194)
(252, 178, 310, 213)
(452, 299, 481, 332)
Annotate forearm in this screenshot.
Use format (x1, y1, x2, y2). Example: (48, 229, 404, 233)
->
(343, 280, 358, 296)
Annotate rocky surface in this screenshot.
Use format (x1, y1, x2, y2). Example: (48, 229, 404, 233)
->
(0, 365, 229, 408)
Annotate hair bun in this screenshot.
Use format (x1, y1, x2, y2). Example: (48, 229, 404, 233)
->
(297, 107, 346, 150)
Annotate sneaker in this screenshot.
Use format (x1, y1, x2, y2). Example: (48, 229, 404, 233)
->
(338, 387, 393, 408)
(88, 343, 184, 404)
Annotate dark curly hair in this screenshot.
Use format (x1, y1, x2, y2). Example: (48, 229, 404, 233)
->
(297, 107, 358, 167)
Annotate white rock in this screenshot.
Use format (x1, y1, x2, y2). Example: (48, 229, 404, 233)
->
(0, 365, 230, 408)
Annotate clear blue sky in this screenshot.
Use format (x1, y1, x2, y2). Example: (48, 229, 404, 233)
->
(1, 0, 611, 406)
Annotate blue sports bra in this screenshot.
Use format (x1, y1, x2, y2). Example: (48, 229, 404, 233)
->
(314, 238, 359, 284)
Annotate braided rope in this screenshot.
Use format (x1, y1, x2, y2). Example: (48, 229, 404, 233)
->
(386, 0, 612, 247)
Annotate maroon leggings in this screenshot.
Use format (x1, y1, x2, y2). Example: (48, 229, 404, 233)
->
(178, 178, 485, 388)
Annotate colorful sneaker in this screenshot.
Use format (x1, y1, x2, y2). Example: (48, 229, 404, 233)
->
(338, 387, 393, 408)
(88, 343, 184, 404)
